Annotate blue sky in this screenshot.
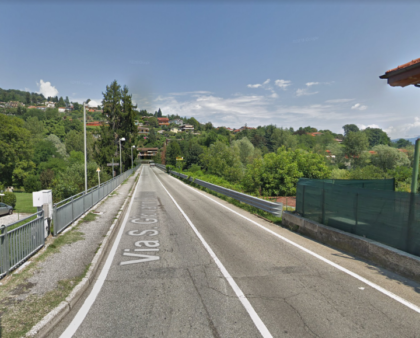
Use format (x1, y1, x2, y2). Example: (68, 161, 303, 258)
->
(1, 1, 420, 138)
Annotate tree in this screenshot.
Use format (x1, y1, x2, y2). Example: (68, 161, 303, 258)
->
(0, 115, 35, 186)
(33, 139, 60, 165)
(242, 147, 331, 196)
(204, 122, 213, 131)
(343, 131, 369, 159)
(165, 141, 182, 165)
(232, 137, 254, 166)
(148, 128, 157, 144)
(24, 175, 42, 193)
(25, 116, 44, 139)
(343, 124, 359, 136)
(47, 134, 67, 157)
(148, 117, 159, 128)
(393, 138, 412, 149)
(25, 92, 31, 104)
(65, 96, 70, 107)
(370, 145, 410, 171)
(362, 128, 391, 147)
(157, 108, 163, 117)
(271, 128, 297, 151)
(95, 81, 137, 173)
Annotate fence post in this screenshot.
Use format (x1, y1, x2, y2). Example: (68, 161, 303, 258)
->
(302, 185, 305, 217)
(1, 225, 9, 275)
(321, 185, 325, 224)
(353, 193, 358, 234)
(53, 204, 58, 236)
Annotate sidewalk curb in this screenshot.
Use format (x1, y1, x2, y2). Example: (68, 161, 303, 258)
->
(25, 167, 141, 338)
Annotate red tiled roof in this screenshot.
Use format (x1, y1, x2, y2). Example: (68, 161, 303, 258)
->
(369, 150, 377, 155)
(386, 58, 420, 74)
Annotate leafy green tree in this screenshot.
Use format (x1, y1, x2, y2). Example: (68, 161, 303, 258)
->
(0, 115, 35, 186)
(348, 165, 386, 179)
(200, 141, 243, 182)
(165, 141, 182, 165)
(25, 116, 44, 139)
(343, 131, 369, 159)
(47, 134, 67, 157)
(40, 169, 55, 189)
(33, 139, 59, 165)
(362, 128, 391, 147)
(185, 141, 203, 168)
(147, 128, 157, 145)
(343, 124, 360, 136)
(148, 117, 159, 128)
(157, 108, 163, 117)
(4, 192, 16, 208)
(95, 81, 137, 173)
(24, 175, 42, 193)
(232, 137, 254, 166)
(370, 145, 410, 171)
(271, 128, 297, 151)
(242, 147, 331, 196)
(25, 92, 31, 104)
(392, 138, 412, 149)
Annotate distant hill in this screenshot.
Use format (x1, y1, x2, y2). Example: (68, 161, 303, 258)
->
(0, 88, 45, 104)
(391, 137, 417, 144)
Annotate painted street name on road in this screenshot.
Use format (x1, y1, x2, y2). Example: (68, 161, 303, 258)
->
(120, 198, 161, 265)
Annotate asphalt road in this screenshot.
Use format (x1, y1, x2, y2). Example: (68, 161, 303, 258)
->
(49, 165, 420, 338)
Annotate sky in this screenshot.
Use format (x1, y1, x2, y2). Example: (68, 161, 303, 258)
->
(1, 1, 420, 138)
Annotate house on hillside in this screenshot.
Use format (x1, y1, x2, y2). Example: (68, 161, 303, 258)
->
(169, 118, 183, 125)
(180, 124, 194, 132)
(58, 107, 66, 113)
(157, 117, 170, 126)
(137, 147, 158, 159)
(45, 101, 55, 108)
(138, 126, 149, 135)
(7, 101, 23, 108)
(170, 127, 179, 133)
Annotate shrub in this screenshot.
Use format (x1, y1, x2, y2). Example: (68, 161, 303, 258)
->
(4, 191, 17, 208)
(188, 164, 201, 173)
(24, 174, 42, 193)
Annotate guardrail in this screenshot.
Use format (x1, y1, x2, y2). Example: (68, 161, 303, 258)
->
(53, 165, 140, 236)
(168, 170, 283, 217)
(0, 211, 45, 279)
(155, 163, 166, 171)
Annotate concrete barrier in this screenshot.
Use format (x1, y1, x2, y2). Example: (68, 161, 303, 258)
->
(282, 211, 420, 283)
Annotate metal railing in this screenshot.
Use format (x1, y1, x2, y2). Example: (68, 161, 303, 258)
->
(0, 211, 45, 279)
(168, 170, 283, 217)
(53, 165, 140, 236)
(155, 163, 166, 171)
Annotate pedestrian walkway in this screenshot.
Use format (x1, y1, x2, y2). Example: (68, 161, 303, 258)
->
(0, 169, 140, 338)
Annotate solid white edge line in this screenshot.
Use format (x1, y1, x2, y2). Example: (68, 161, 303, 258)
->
(152, 168, 273, 338)
(59, 168, 143, 338)
(159, 169, 420, 315)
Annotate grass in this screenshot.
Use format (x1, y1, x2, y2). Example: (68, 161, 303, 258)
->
(80, 212, 98, 223)
(5, 215, 37, 231)
(14, 193, 37, 214)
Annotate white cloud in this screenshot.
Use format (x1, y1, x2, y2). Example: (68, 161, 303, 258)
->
(385, 117, 420, 139)
(37, 79, 58, 98)
(169, 91, 212, 96)
(247, 83, 262, 88)
(325, 99, 354, 103)
(275, 79, 291, 90)
(306, 82, 320, 87)
(358, 124, 381, 130)
(263, 79, 270, 85)
(351, 103, 367, 111)
(88, 99, 101, 107)
(296, 88, 318, 97)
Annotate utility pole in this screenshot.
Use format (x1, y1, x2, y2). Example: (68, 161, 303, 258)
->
(83, 102, 87, 192)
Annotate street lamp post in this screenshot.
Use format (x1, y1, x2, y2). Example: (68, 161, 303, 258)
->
(83, 102, 87, 192)
(131, 145, 136, 169)
(119, 137, 125, 174)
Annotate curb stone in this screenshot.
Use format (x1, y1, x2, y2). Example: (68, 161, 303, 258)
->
(25, 168, 141, 338)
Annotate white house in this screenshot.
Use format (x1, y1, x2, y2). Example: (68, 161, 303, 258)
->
(45, 101, 55, 108)
(169, 119, 183, 125)
(58, 107, 66, 113)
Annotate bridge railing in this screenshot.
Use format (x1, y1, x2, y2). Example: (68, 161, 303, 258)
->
(159, 167, 283, 217)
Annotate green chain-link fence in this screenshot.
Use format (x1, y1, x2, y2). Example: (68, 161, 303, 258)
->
(296, 178, 420, 256)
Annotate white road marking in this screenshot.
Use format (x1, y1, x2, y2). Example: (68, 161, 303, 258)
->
(159, 169, 420, 315)
(152, 169, 273, 338)
(59, 167, 143, 338)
